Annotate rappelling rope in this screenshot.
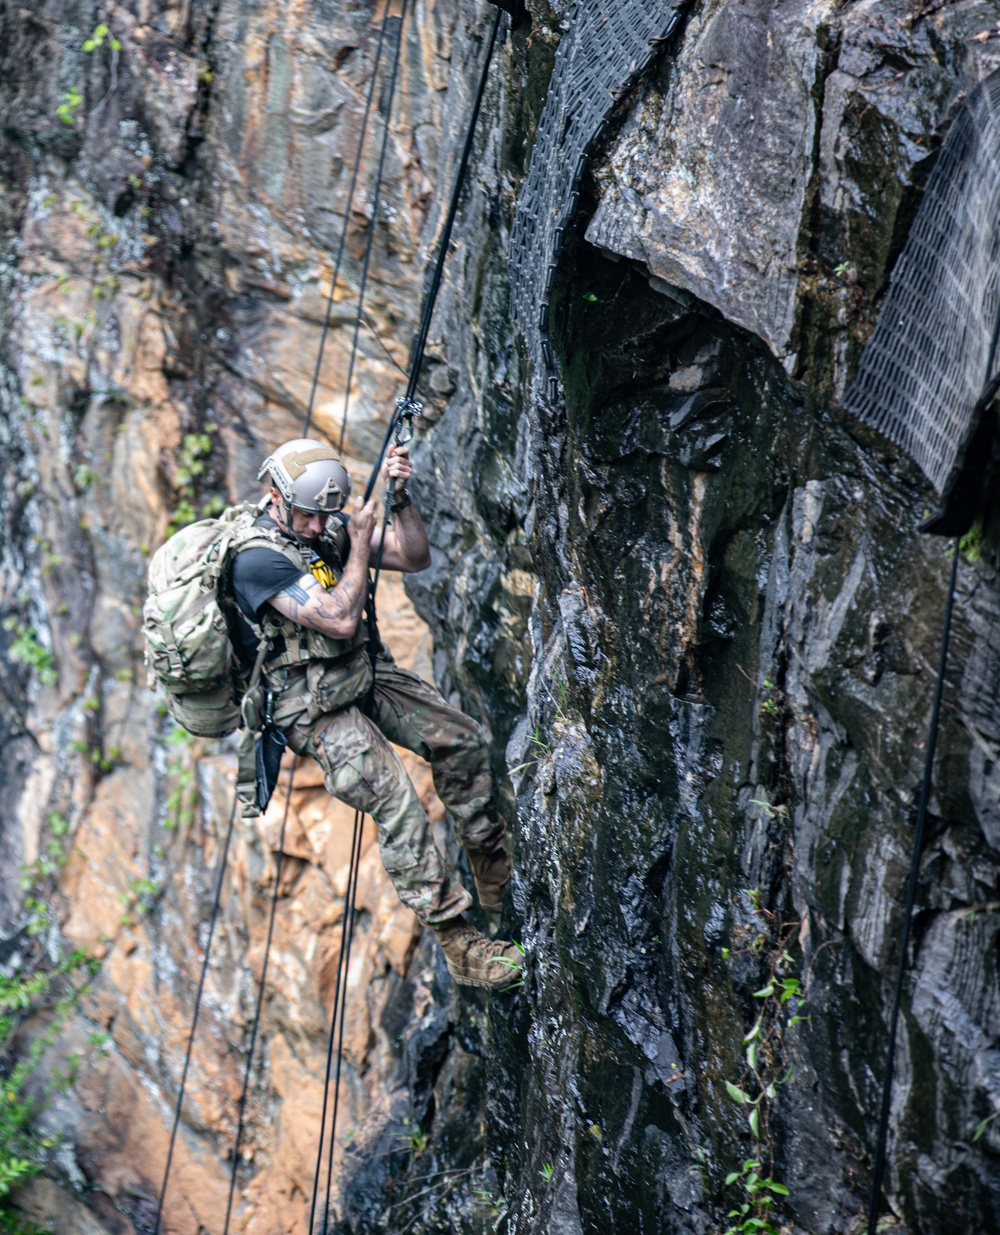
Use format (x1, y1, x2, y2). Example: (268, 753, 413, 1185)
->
(226, 9, 408, 1225)
(303, 0, 395, 438)
(863, 357, 1000, 1231)
(306, 809, 364, 1234)
(304, 5, 409, 1229)
(336, 0, 408, 456)
(221, 791, 291, 1234)
(307, 7, 504, 1216)
(865, 540, 959, 1235)
(307, 7, 504, 1220)
(317, 812, 366, 1234)
(363, 4, 504, 508)
(151, 795, 238, 1235)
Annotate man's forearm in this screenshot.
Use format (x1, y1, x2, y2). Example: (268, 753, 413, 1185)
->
(269, 542, 371, 638)
(389, 503, 431, 570)
(328, 543, 371, 632)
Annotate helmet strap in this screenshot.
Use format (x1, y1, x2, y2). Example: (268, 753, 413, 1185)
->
(271, 495, 315, 548)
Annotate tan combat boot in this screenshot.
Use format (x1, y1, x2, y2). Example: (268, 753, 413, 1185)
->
(432, 915, 523, 990)
(467, 847, 513, 914)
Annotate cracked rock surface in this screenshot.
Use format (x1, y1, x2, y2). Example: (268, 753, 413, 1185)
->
(1, 0, 1000, 1232)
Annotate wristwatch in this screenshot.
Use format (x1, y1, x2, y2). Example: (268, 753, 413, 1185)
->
(391, 487, 412, 512)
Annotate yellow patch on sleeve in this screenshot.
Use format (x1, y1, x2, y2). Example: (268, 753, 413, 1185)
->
(310, 560, 338, 589)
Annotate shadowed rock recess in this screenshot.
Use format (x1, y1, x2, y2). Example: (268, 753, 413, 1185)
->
(1, 0, 1000, 1232)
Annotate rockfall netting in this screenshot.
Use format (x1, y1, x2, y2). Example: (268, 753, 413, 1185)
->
(508, 0, 688, 402)
(843, 68, 1000, 493)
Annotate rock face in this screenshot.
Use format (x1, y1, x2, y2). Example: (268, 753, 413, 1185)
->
(2, 1, 1000, 1234)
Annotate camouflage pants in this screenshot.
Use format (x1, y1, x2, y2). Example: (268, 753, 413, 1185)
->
(287, 659, 505, 925)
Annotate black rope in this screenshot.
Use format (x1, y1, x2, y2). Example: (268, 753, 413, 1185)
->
(404, 6, 503, 405)
(320, 809, 366, 1234)
(307, 807, 363, 1234)
(359, 3, 502, 760)
(302, 7, 411, 1225)
(364, 6, 503, 504)
(221, 763, 293, 1234)
(152, 793, 239, 1235)
(214, 12, 409, 1225)
(338, 3, 408, 456)
(866, 335, 1000, 1231)
(303, 0, 394, 437)
(865, 540, 959, 1234)
(306, 16, 503, 1221)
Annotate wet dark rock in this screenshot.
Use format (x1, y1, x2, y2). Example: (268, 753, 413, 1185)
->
(3, 0, 1000, 1232)
(408, 4, 1000, 1234)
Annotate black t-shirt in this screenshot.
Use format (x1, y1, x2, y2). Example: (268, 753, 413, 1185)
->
(228, 513, 348, 667)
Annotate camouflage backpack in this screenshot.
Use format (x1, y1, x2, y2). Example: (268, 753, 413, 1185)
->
(143, 501, 272, 737)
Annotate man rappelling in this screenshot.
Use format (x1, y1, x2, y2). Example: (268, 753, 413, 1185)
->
(225, 437, 521, 991)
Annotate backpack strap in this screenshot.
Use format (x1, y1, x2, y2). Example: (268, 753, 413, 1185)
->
(239, 612, 282, 730)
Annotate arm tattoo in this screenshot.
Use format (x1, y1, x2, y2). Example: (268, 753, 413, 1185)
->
(269, 569, 364, 637)
(280, 580, 311, 606)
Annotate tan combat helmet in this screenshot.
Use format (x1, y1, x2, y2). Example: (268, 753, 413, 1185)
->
(258, 439, 352, 515)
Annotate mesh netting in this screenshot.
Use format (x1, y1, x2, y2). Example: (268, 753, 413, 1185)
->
(843, 69, 1000, 494)
(508, 0, 687, 402)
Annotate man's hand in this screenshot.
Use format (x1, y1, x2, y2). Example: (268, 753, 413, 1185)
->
(347, 495, 378, 546)
(382, 443, 414, 488)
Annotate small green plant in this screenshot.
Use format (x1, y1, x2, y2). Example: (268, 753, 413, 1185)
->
(168, 497, 198, 531)
(487, 940, 525, 990)
(960, 517, 984, 564)
(3, 620, 57, 687)
(73, 464, 100, 492)
(55, 86, 83, 125)
(0, 948, 101, 1229)
(167, 431, 221, 533)
(759, 678, 781, 718)
(175, 432, 213, 489)
(53, 314, 84, 341)
(473, 1186, 505, 1220)
(81, 23, 121, 52)
(539, 1162, 553, 1183)
(18, 814, 72, 897)
(723, 1159, 788, 1235)
(749, 798, 789, 825)
(716, 892, 807, 1234)
(119, 878, 160, 924)
(509, 726, 551, 775)
(973, 1108, 1000, 1143)
(398, 1117, 428, 1159)
(164, 728, 197, 830)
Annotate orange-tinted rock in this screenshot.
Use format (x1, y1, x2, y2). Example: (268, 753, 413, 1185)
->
(1, 2, 481, 1230)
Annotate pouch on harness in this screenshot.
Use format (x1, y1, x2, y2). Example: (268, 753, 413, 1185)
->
(143, 501, 271, 738)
